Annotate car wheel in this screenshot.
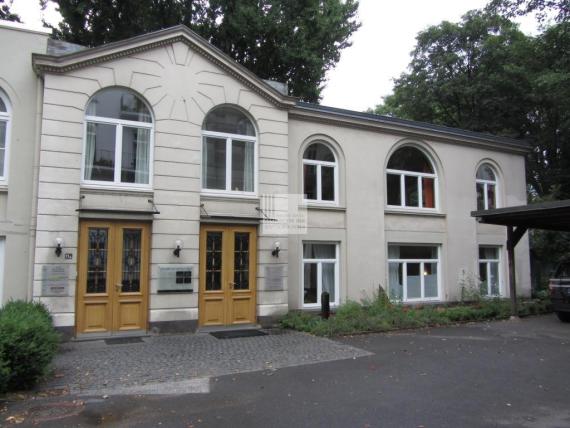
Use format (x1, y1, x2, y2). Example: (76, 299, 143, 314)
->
(556, 312, 570, 323)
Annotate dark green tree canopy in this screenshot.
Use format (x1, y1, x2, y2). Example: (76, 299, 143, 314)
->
(41, 0, 360, 102)
(0, 0, 20, 22)
(487, 0, 570, 23)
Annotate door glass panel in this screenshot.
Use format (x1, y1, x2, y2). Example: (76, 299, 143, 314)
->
(85, 122, 116, 182)
(303, 262, 318, 304)
(304, 164, 317, 199)
(206, 231, 223, 291)
(389, 262, 403, 300)
(233, 232, 250, 290)
(424, 263, 438, 298)
(231, 140, 254, 192)
(387, 174, 401, 205)
(479, 262, 488, 295)
(405, 175, 419, 207)
(322, 262, 335, 301)
(321, 166, 335, 201)
(202, 137, 226, 190)
(121, 229, 141, 292)
(87, 228, 108, 293)
(407, 263, 421, 299)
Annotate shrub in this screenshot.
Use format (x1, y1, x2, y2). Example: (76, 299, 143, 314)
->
(280, 292, 551, 337)
(0, 300, 59, 393)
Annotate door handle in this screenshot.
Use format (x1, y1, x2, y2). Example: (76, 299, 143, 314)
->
(116, 283, 122, 293)
(229, 282, 236, 289)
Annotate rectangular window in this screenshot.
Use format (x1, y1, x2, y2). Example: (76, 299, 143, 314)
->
(202, 135, 255, 194)
(302, 243, 339, 307)
(388, 245, 440, 302)
(0, 237, 4, 303)
(387, 172, 437, 210)
(478, 246, 501, 296)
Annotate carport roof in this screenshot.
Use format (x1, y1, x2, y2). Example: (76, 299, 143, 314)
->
(471, 199, 570, 232)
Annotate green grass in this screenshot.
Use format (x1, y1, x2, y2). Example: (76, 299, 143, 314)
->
(280, 295, 552, 337)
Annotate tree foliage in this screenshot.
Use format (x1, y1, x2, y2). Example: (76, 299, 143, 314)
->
(41, 0, 360, 102)
(0, 0, 21, 22)
(487, 0, 570, 23)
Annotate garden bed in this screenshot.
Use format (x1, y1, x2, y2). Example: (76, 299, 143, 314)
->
(281, 295, 551, 337)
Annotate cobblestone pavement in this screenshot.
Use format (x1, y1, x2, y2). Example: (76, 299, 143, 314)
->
(41, 330, 371, 394)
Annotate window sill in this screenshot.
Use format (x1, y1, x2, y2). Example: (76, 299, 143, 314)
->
(302, 204, 346, 212)
(0, 184, 8, 193)
(200, 192, 259, 202)
(384, 208, 445, 218)
(80, 184, 153, 196)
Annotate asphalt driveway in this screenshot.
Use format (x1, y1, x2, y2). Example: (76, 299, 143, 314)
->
(2, 314, 570, 427)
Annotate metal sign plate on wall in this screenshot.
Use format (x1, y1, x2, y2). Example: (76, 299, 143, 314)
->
(158, 265, 193, 292)
(41, 265, 69, 296)
(265, 265, 285, 291)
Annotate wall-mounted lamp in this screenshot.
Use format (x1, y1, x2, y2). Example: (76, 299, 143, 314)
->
(173, 239, 183, 257)
(54, 237, 64, 257)
(271, 241, 281, 258)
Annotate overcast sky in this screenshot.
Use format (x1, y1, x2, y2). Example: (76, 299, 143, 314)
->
(11, 0, 538, 112)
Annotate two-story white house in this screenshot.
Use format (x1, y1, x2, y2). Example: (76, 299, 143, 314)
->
(0, 20, 531, 338)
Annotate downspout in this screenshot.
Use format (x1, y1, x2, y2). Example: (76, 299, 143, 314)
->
(27, 73, 44, 301)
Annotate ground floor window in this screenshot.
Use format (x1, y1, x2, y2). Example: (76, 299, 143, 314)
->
(478, 246, 501, 296)
(303, 242, 339, 307)
(388, 245, 440, 302)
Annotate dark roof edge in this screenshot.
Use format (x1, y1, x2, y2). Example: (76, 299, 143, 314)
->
(293, 102, 530, 152)
(471, 199, 570, 218)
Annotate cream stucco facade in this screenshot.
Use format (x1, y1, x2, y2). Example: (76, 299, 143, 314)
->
(0, 21, 531, 337)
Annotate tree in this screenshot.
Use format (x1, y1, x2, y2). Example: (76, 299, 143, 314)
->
(374, 12, 533, 137)
(40, 0, 360, 102)
(0, 0, 21, 22)
(487, 0, 570, 24)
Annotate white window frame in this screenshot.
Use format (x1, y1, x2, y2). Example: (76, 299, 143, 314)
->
(0, 237, 4, 304)
(302, 242, 340, 308)
(0, 90, 11, 183)
(476, 166, 499, 210)
(386, 168, 438, 211)
(478, 246, 502, 297)
(302, 145, 339, 205)
(81, 114, 154, 190)
(387, 245, 441, 302)
(201, 129, 258, 197)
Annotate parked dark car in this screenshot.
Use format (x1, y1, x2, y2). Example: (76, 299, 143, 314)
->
(549, 262, 570, 322)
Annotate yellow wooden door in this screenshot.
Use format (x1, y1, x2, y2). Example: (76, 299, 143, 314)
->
(199, 225, 257, 326)
(76, 221, 150, 335)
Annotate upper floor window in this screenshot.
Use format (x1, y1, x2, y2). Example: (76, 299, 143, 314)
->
(386, 146, 437, 209)
(202, 107, 256, 195)
(303, 143, 337, 203)
(0, 91, 11, 181)
(83, 88, 153, 187)
(476, 164, 498, 210)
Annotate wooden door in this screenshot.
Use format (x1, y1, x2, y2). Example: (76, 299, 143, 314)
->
(76, 221, 150, 335)
(199, 225, 257, 326)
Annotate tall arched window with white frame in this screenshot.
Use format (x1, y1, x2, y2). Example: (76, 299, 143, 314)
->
(202, 106, 257, 195)
(303, 142, 338, 204)
(83, 88, 153, 188)
(386, 146, 437, 209)
(0, 90, 11, 181)
(476, 164, 498, 210)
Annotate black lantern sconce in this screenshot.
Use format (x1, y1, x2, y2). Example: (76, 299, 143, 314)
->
(173, 239, 183, 257)
(271, 241, 281, 258)
(54, 237, 64, 257)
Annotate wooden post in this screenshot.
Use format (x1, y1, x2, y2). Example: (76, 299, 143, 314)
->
(507, 226, 518, 317)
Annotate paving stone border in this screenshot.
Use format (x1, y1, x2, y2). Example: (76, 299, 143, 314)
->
(42, 330, 372, 394)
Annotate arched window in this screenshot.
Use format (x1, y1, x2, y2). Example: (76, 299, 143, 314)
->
(202, 106, 256, 194)
(303, 142, 337, 203)
(386, 146, 437, 209)
(0, 90, 10, 181)
(83, 88, 153, 186)
(476, 164, 498, 210)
